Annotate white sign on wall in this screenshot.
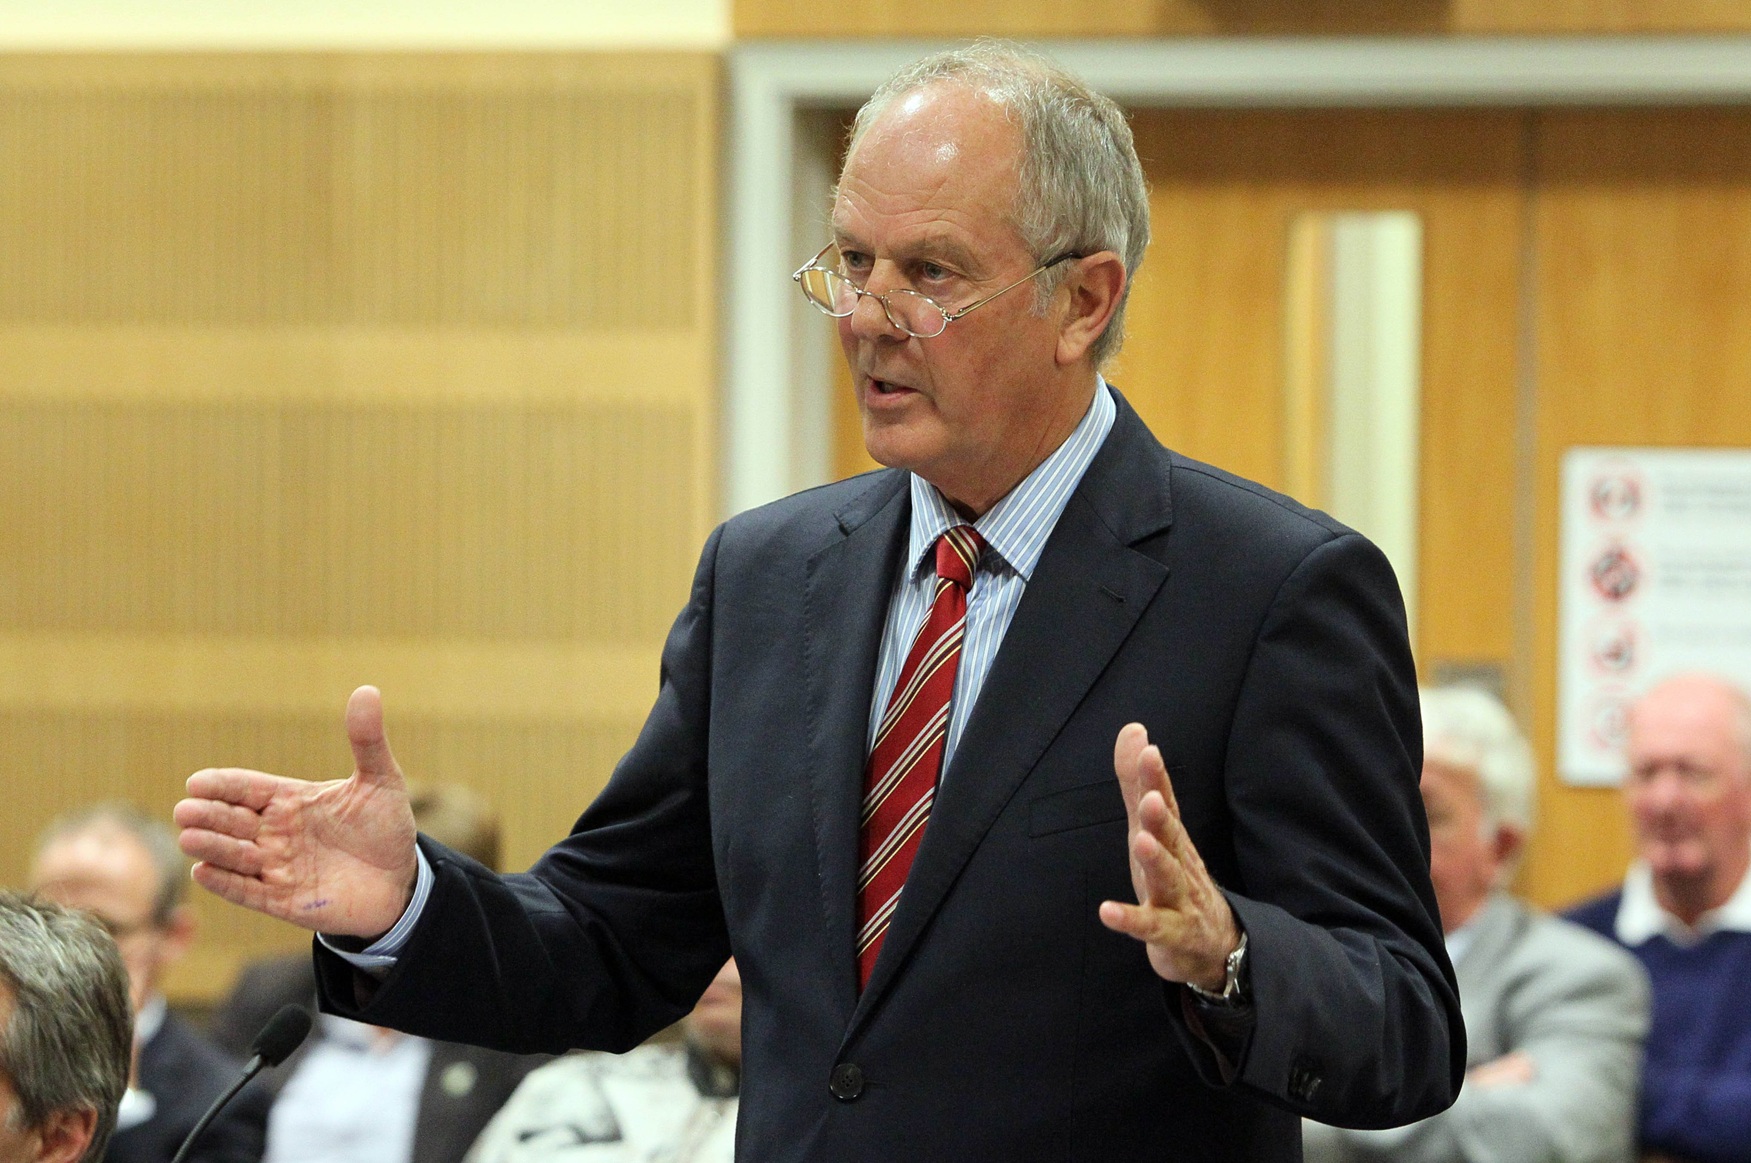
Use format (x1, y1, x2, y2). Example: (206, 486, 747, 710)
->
(1558, 447, 1751, 786)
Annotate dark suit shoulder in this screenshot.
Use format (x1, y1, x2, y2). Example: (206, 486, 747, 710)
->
(1561, 889, 1624, 944)
(142, 1011, 245, 1083)
(717, 467, 906, 551)
(112, 1013, 268, 1163)
(1165, 451, 1351, 549)
(209, 953, 318, 1060)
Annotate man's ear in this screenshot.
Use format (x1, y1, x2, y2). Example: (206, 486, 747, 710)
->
(1055, 251, 1127, 368)
(1492, 824, 1526, 880)
(33, 1105, 98, 1163)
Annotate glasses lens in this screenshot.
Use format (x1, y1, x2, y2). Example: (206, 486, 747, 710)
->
(799, 268, 855, 317)
(886, 290, 949, 338)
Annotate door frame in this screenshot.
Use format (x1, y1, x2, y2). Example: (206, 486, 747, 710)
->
(723, 34, 1751, 516)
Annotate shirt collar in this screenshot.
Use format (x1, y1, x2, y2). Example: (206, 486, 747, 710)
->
(1616, 859, 1751, 946)
(134, 992, 167, 1045)
(1443, 913, 1481, 967)
(904, 378, 1117, 584)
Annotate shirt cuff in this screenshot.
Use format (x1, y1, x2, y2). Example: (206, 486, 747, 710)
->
(316, 846, 434, 973)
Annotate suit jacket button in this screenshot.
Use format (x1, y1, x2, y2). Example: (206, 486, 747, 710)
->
(829, 1062, 865, 1101)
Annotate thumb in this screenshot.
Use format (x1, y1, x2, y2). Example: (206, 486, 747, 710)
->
(346, 685, 403, 786)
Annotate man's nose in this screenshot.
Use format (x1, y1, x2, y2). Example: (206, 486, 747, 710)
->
(1641, 769, 1690, 813)
(847, 270, 908, 340)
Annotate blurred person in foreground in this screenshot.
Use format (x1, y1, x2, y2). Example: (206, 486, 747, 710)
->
(1567, 674, 1751, 1163)
(30, 806, 268, 1163)
(209, 785, 549, 1163)
(465, 959, 741, 1163)
(0, 891, 131, 1163)
(1304, 686, 1649, 1163)
(176, 40, 1461, 1160)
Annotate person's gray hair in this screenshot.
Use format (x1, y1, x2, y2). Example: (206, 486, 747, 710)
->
(1420, 685, 1536, 838)
(0, 892, 131, 1161)
(847, 39, 1151, 367)
(38, 802, 189, 925)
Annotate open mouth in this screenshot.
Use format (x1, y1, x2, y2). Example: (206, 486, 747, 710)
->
(867, 377, 914, 396)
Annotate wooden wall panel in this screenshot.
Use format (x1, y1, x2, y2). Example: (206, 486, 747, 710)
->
(1524, 108, 1751, 910)
(737, 0, 1751, 37)
(0, 400, 697, 641)
(1119, 110, 1525, 684)
(0, 53, 720, 1002)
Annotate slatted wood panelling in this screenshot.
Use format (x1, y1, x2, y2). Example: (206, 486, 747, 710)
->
(0, 53, 720, 1001)
(1524, 108, 1751, 909)
(1117, 109, 1527, 686)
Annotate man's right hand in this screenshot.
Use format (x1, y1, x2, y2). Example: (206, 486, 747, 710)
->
(174, 685, 419, 939)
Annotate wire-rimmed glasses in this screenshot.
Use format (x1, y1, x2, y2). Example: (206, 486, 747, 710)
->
(792, 243, 1081, 339)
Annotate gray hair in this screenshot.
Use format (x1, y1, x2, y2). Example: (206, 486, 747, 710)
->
(38, 802, 189, 926)
(1420, 685, 1536, 838)
(847, 39, 1151, 366)
(0, 892, 132, 1161)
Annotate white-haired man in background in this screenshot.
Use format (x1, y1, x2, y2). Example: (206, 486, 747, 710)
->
(1306, 685, 1649, 1163)
(1568, 673, 1751, 1163)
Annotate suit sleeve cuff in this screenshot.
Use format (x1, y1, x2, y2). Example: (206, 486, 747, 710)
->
(316, 846, 434, 976)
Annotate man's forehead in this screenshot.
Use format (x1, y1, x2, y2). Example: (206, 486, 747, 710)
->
(1630, 684, 1737, 748)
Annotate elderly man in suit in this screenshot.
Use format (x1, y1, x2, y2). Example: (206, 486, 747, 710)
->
(1304, 686, 1649, 1163)
(175, 41, 1462, 1161)
(30, 806, 270, 1163)
(0, 892, 132, 1163)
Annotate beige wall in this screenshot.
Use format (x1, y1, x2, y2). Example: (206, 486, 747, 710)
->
(0, 52, 721, 1001)
(0, 1, 730, 49)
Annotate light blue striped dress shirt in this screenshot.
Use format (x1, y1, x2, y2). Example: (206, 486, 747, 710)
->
(867, 380, 1116, 771)
(339, 380, 1117, 969)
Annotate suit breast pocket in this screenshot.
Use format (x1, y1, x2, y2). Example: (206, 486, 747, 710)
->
(1028, 779, 1127, 837)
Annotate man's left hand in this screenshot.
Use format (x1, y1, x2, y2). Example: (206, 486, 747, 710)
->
(1098, 722, 1242, 992)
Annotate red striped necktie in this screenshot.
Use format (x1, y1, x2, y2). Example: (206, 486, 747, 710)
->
(856, 523, 985, 990)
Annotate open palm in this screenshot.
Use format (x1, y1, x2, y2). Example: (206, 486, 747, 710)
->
(175, 686, 419, 938)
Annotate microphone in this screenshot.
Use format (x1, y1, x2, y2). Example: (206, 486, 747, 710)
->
(170, 1005, 312, 1163)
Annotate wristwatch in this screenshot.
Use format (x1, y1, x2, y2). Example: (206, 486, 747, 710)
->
(1186, 931, 1249, 1006)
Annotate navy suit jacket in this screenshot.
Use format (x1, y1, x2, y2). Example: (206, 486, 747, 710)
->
(317, 392, 1463, 1161)
(104, 1011, 269, 1163)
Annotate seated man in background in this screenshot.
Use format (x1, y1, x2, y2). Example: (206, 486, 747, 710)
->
(1568, 673, 1751, 1163)
(1305, 685, 1649, 1163)
(210, 784, 548, 1163)
(0, 891, 132, 1163)
(30, 806, 269, 1163)
(465, 958, 741, 1163)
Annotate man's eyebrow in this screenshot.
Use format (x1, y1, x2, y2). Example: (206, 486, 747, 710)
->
(828, 231, 981, 271)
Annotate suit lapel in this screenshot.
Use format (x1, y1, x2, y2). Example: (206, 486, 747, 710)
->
(801, 471, 911, 1025)
(850, 395, 1175, 1025)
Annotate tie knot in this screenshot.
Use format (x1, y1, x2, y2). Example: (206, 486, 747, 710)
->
(935, 525, 984, 589)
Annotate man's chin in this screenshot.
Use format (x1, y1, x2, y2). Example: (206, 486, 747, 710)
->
(860, 423, 935, 476)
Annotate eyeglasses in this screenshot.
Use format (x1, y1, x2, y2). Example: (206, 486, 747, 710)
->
(792, 243, 1081, 339)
